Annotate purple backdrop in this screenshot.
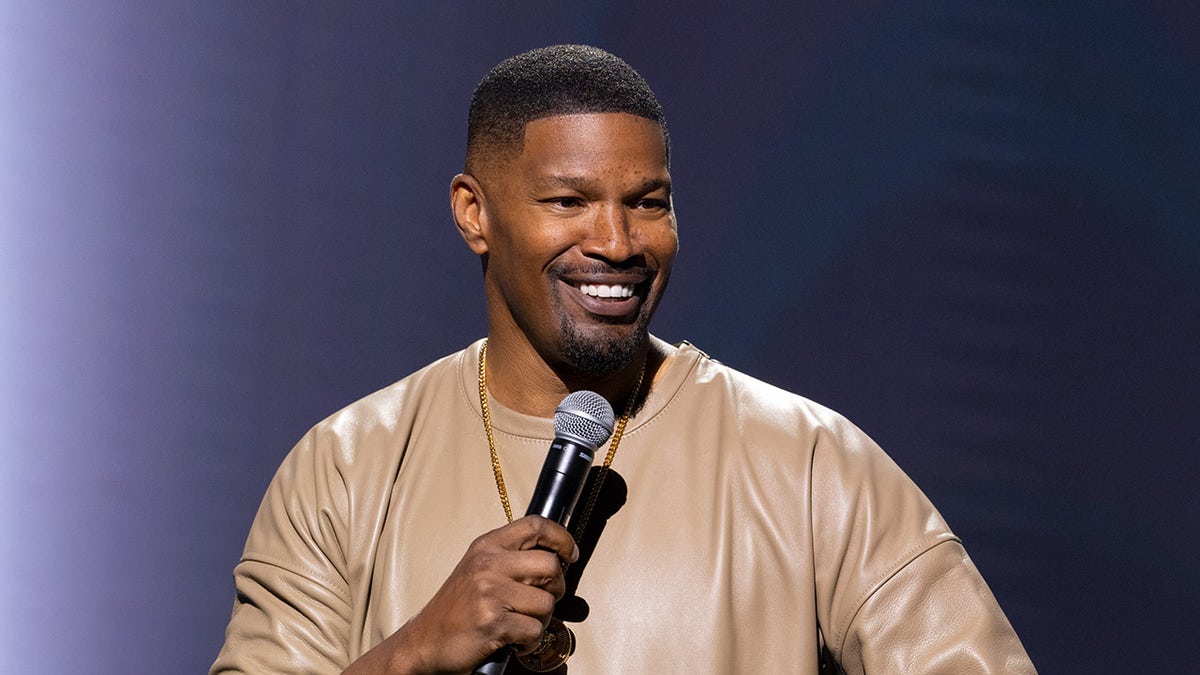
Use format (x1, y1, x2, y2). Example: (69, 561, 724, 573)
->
(2, 2, 1197, 672)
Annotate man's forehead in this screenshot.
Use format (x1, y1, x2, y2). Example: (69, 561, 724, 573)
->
(473, 112, 668, 185)
(518, 113, 668, 163)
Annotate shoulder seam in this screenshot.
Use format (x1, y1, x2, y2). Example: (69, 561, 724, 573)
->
(834, 533, 961, 655)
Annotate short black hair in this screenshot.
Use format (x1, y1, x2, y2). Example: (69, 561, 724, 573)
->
(465, 44, 669, 173)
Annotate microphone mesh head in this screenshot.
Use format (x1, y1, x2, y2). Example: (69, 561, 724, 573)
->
(554, 390, 616, 450)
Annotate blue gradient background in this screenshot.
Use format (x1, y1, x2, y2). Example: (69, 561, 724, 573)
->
(2, 2, 1197, 672)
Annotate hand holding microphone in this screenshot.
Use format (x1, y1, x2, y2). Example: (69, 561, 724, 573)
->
(341, 391, 614, 675)
(473, 390, 615, 674)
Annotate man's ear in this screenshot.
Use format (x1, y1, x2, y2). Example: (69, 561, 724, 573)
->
(450, 173, 489, 255)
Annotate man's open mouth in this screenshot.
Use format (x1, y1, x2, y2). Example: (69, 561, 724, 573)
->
(577, 282, 636, 299)
(559, 276, 648, 318)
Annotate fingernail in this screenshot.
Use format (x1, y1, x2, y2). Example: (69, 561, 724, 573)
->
(570, 544, 580, 563)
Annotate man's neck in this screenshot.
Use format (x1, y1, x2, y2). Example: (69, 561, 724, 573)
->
(482, 336, 671, 418)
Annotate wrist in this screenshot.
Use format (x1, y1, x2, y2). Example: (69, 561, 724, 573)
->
(342, 621, 432, 675)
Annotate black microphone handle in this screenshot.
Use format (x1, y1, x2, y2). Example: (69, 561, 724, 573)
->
(472, 437, 596, 675)
(525, 437, 597, 523)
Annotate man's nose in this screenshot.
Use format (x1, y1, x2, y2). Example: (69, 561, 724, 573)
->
(581, 203, 635, 262)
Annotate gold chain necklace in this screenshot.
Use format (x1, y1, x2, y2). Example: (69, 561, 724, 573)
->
(477, 339, 644, 529)
(476, 339, 645, 672)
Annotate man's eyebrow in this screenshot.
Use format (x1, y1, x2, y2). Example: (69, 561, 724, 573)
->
(535, 174, 592, 191)
(634, 177, 672, 196)
(535, 174, 672, 195)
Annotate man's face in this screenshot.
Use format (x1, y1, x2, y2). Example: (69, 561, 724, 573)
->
(475, 112, 677, 376)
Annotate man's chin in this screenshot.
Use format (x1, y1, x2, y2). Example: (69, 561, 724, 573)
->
(558, 323, 648, 377)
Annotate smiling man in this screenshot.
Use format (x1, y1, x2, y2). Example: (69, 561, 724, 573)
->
(453, 109, 676, 410)
(212, 45, 1034, 674)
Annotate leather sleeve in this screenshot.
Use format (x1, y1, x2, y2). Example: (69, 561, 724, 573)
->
(210, 430, 354, 674)
(838, 540, 1035, 674)
(809, 414, 1035, 674)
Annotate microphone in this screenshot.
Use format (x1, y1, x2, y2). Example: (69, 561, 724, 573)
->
(474, 390, 615, 675)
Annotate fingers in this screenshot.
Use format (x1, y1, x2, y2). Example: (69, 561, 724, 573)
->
(500, 578, 559, 634)
(506, 515, 581, 564)
(465, 516, 573, 600)
(505, 548, 568, 599)
(461, 517, 576, 636)
(387, 517, 578, 673)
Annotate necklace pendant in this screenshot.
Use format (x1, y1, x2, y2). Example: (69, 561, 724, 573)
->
(516, 617, 576, 672)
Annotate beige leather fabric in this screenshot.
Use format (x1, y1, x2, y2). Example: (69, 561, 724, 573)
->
(212, 339, 1034, 674)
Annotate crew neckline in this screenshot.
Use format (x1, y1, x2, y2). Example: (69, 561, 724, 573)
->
(457, 337, 704, 442)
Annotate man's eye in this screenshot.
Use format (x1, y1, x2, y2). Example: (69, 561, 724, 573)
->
(636, 199, 670, 212)
(546, 197, 582, 208)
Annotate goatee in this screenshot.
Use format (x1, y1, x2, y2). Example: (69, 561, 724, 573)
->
(558, 313, 648, 376)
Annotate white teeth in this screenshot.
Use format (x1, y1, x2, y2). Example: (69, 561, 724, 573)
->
(579, 283, 634, 298)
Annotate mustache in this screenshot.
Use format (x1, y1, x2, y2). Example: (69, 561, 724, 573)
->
(549, 258, 653, 278)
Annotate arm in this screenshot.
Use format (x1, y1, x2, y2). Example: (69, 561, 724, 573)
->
(211, 431, 577, 674)
(210, 430, 355, 674)
(343, 516, 578, 675)
(837, 540, 1033, 673)
(810, 416, 1035, 674)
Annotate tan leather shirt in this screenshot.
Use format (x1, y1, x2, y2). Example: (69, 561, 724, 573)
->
(213, 339, 1034, 673)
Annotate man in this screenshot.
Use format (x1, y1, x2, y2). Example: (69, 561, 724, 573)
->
(213, 45, 1034, 674)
